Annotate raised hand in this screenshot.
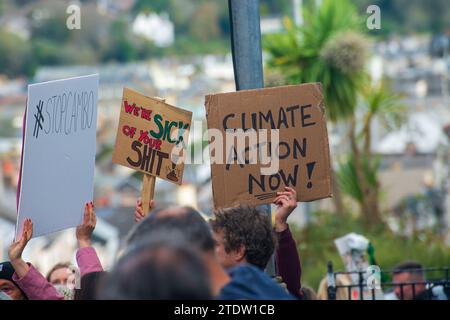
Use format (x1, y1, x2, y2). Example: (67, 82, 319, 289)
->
(273, 187, 298, 232)
(76, 202, 96, 248)
(9, 218, 33, 262)
(134, 198, 155, 223)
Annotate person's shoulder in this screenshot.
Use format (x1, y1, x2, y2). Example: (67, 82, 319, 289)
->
(219, 264, 295, 300)
(226, 263, 267, 281)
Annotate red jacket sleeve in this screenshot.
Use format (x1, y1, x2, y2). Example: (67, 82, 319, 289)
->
(76, 246, 103, 277)
(275, 225, 302, 299)
(12, 263, 64, 300)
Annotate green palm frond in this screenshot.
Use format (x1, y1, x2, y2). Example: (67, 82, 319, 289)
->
(337, 154, 380, 205)
(361, 80, 407, 133)
(263, 0, 368, 122)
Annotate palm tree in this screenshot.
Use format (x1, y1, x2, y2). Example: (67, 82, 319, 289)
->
(264, 0, 366, 121)
(264, 0, 367, 215)
(339, 80, 405, 225)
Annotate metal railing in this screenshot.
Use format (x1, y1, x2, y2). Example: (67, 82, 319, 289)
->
(327, 261, 450, 300)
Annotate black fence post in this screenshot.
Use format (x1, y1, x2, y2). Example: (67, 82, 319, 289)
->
(327, 261, 337, 300)
(358, 271, 364, 300)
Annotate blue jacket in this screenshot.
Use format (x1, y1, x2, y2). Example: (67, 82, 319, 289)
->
(218, 264, 295, 300)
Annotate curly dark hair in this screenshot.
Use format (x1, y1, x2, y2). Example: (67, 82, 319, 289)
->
(211, 205, 275, 269)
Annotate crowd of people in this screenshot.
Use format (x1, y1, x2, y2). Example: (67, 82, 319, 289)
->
(0, 187, 448, 300)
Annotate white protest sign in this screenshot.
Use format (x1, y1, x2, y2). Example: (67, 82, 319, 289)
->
(17, 74, 99, 238)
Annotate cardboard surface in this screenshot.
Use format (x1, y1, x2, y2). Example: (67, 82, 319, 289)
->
(112, 87, 192, 185)
(205, 83, 332, 209)
(17, 74, 98, 238)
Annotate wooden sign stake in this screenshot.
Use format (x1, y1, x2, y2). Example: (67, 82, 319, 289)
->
(141, 174, 156, 216)
(140, 97, 164, 216)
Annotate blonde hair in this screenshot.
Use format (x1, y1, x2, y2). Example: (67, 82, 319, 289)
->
(300, 286, 318, 300)
(317, 274, 352, 300)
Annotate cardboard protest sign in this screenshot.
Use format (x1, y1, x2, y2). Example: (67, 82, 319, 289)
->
(205, 83, 332, 209)
(112, 87, 192, 185)
(17, 74, 98, 238)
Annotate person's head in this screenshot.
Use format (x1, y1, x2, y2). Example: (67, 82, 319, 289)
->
(126, 206, 215, 255)
(210, 205, 275, 270)
(125, 206, 230, 297)
(393, 261, 426, 300)
(0, 261, 26, 300)
(100, 238, 212, 299)
(46, 262, 71, 286)
(74, 271, 106, 300)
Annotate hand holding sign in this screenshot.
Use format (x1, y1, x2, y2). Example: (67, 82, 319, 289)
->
(134, 198, 155, 223)
(274, 187, 298, 232)
(76, 202, 96, 248)
(9, 219, 33, 279)
(9, 218, 33, 261)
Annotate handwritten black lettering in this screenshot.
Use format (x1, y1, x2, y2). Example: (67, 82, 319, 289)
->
(126, 140, 169, 176)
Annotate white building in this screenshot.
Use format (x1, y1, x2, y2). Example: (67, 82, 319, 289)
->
(376, 112, 448, 154)
(132, 12, 174, 48)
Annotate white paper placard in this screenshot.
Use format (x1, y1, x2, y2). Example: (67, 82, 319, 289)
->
(16, 74, 99, 238)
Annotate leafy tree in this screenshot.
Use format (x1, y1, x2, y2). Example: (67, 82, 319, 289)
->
(102, 20, 137, 62)
(169, 0, 196, 36)
(32, 39, 66, 65)
(0, 29, 34, 77)
(133, 0, 169, 14)
(29, 2, 71, 43)
(189, 2, 221, 42)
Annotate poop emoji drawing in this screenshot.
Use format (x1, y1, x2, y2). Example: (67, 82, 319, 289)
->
(166, 163, 180, 182)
